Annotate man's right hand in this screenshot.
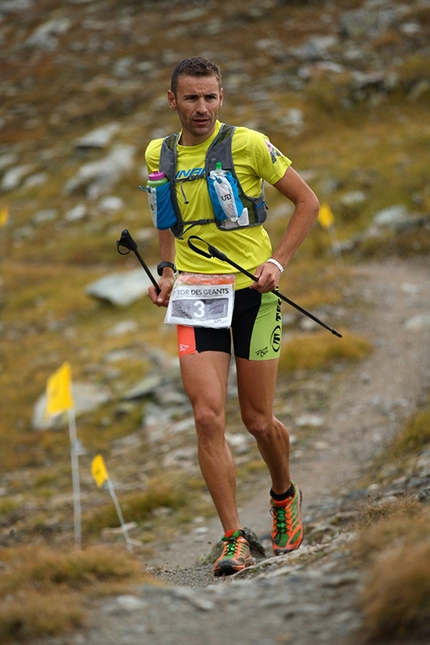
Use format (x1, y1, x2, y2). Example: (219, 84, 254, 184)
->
(148, 276, 174, 307)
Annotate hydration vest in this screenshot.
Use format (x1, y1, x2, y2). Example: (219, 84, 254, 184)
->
(159, 123, 268, 238)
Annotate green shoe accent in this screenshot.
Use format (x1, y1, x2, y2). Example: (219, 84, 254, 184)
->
(271, 482, 304, 555)
(213, 529, 253, 576)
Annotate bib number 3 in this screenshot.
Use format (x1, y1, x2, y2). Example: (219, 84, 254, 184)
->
(164, 273, 235, 329)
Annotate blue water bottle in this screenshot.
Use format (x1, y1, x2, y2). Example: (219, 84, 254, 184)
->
(144, 170, 176, 230)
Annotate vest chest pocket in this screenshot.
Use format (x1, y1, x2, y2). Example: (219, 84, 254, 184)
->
(144, 181, 177, 230)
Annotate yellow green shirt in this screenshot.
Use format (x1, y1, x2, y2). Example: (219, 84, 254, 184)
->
(145, 121, 291, 289)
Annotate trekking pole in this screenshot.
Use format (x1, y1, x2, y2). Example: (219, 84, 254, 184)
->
(187, 235, 342, 338)
(116, 229, 160, 294)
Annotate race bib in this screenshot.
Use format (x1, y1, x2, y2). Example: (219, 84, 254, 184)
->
(165, 273, 235, 328)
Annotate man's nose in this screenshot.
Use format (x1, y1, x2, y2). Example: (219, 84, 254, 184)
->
(195, 98, 208, 113)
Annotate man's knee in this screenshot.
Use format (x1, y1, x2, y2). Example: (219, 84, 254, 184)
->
(193, 405, 224, 436)
(242, 412, 272, 439)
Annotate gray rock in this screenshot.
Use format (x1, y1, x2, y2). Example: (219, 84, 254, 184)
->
(106, 320, 139, 337)
(25, 18, 72, 50)
(417, 487, 430, 504)
(1, 164, 34, 191)
(373, 204, 410, 228)
(99, 195, 124, 211)
(64, 145, 135, 199)
(0, 152, 19, 171)
(340, 191, 367, 206)
(64, 204, 88, 222)
(404, 313, 430, 332)
(23, 172, 48, 188)
(74, 123, 121, 149)
(86, 268, 154, 306)
(0, 0, 34, 16)
(292, 35, 338, 61)
(122, 374, 165, 400)
(32, 208, 58, 225)
(340, 4, 405, 40)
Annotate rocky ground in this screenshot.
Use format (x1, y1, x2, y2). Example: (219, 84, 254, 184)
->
(26, 256, 430, 645)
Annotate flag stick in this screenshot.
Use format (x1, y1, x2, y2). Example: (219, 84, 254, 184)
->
(106, 479, 133, 553)
(327, 225, 344, 269)
(68, 408, 82, 550)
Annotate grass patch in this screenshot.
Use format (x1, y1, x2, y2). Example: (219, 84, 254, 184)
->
(387, 406, 430, 457)
(279, 330, 371, 372)
(361, 404, 430, 486)
(83, 475, 199, 538)
(361, 541, 430, 642)
(351, 400, 430, 643)
(0, 544, 153, 643)
(0, 591, 84, 644)
(353, 498, 430, 642)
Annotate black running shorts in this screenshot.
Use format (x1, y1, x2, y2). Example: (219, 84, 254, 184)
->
(177, 287, 282, 361)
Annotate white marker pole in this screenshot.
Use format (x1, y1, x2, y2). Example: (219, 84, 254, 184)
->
(106, 478, 133, 553)
(68, 407, 82, 550)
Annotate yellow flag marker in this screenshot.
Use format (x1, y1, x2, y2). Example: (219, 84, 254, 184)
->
(318, 203, 335, 229)
(91, 455, 133, 552)
(45, 361, 74, 418)
(0, 206, 8, 228)
(91, 455, 109, 488)
(45, 362, 81, 548)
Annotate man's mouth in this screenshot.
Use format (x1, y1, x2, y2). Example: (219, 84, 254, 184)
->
(193, 118, 210, 126)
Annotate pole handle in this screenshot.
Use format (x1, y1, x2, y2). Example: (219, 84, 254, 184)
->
(116, 229, 160, 294)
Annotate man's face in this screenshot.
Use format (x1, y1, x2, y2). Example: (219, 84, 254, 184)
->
(167, 74, 223, 146)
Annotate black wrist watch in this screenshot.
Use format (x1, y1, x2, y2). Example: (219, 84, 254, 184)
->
(157, 261, 176, 276)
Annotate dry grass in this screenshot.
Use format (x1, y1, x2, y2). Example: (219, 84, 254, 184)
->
(0, 591, 84, 644)
(388, 406, 430, 457)
(0, 545, 154, 643)
(361, 405, 430, 486)
(355, 497, 426, 557)
(351, 402, 430, 643)
(84, 478, 187, 537)
(279, 329, 371, 372)
(353, 500, 430, 642)
(361, 541, 430, 642)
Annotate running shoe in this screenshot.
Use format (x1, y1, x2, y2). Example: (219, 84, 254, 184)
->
(213, 529, 253, 576)
(271, 482, 304, 555)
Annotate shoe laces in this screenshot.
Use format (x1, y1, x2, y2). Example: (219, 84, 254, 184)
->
(271, 497, 297, 535)
(221, 531, 246, 558)
(271, 505, 287, 536)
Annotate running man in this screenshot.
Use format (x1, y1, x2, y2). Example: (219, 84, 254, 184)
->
(146, 57, 319, 576)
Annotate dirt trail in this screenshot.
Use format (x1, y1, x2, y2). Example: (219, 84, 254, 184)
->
(32, 258, 430, 645)
(147, 258, 430, 571)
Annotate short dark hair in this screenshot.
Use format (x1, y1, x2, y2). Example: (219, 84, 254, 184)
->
(170, 57, 222, 95)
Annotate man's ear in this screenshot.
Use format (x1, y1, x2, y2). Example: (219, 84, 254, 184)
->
(167, 89, 177, 111)
(219, 87, 224, 106)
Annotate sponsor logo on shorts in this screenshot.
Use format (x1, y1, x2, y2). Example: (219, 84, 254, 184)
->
(255, 347, 268, 357)
(271, 325, 282, 353)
